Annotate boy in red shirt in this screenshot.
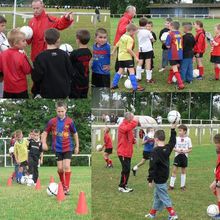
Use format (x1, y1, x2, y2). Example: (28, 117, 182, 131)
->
(0, 28, 32, 98)
(103, 127, 113, 168)
(194, 20, 206, 80)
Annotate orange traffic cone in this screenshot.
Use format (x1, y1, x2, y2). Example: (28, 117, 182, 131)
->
(7, 176, 12, 186)
(57, 182, 65, 202)
(75, 192, 88, 215)
(49, 176, 54, 183)
(35, 178, 41, 190)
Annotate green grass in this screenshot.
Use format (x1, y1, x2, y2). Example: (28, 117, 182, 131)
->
(0, 166, 91, 220)
(92, 144, 216, 220)
(110, 17, 220, 92)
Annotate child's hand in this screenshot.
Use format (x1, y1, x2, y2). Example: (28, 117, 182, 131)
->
(74, 147, 79, 154)
(65, 12, 73, 20)
(135, 57, 139, 63)
(103, 65, 110, 71)
(171, 123, 177, 129)
(148, 182, 154, 188)
(40, 160, 43, 165)
(42, 143, 48, 151)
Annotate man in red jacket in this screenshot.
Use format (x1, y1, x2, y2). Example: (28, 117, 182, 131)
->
(117, 112, 139, 193)
(28, 0, 73, 61)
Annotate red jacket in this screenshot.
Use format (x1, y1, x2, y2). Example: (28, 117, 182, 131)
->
(117, 119, 138, 158)
(113, 12, 133, 46)
(211, 35, 220, 56)
(28, 10, 73, 61)
(0, 48, 32, 93)
(194, 29, 206, 54)
(216, 154, 220, 181)
(104, 133, 113, 149)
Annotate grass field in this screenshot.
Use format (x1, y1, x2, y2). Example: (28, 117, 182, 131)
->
(0, 166, 91, 220)
(110, 17, 220, 92)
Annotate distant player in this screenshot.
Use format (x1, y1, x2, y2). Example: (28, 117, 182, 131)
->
(41, 101, 79, 195)
(169, 125, 192, 191)
(103, 127, 113, 168)
(132, 127, 155, 176)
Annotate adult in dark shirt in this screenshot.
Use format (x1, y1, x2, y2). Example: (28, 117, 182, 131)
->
(95, 7, 101, 22)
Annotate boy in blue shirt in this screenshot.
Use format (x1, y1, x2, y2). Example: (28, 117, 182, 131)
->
(92, 28, 111, 88)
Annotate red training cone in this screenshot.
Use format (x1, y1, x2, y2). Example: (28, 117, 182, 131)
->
(35, 178, 41, 190)
(7, 176, 12, 186)
(57, 182, 65, 202)
(75, 192, 88, 215)
(49, 176, 54, 183)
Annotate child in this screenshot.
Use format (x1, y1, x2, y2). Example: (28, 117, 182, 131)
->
(169, 124, 192, 191)
(28, 129, 43, 185)
(145, 124, 178, 220)
(166, 21, 184, 90)
(69, 29, 92, 98)
(111, 23, 144, 91)
(132, 127, 155, 176)
(209, 134, 220, 219)
(14, 130, 29, 183)
(92, 28, 111, 88)
(9, 132, 18, 181)
(180, 22, 196, 83)
(136, 18, 155, 83)
(32, 28, 73, 98)
(41, 101, 79, 195)
(194, 20, 206, 80)
(103, 127, 113, 168)
(0, 28, 32, 98)
(159, 18, 173, 72)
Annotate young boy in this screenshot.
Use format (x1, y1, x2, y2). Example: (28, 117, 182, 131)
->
(28, 129, 43, 185)
(41, 101, 79, 195)
(132, 127, 155, 176)
(194, 20, 206, 80)
(159, 18, 173, 72)
(169, 124, 192, 191)
(166, 21, 184, 90)
(111, 23, 144, 92)
(180, 22, 196, 83)
(209, 134, 220, 219)
(103, 127, 113, 168)
(145, 124, 178, 220)
(14, 130, 29, 183)
(0, 28, 32, 98)
(136, 18, 155, 83)
(69, 29, 92, 98)
(32, 28, 73, 98)
(92, 28, 111, 88)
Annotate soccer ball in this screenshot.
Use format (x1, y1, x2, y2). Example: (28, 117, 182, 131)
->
(20, 26, 33, 40)
(20, 176, 28, 184)
(193, 69, 200, 78)
(160, 32, 169, 41)
(8, 146, 14, 154)
(172, 76, 177, 83)
(124, 79, 133, 89)
(0, 42, 10, 51)
(59, 43, 73, 54)
(167, 110, 181, 124)
(207, 204, 219, 217)
(47, 182, 58, 196)
(96, 144, 103, 152)
(27, 178, 35, 186)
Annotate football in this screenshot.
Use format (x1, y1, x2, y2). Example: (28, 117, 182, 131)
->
(172, 76, 177, 83)
(124, 79, 133, 89)
(207, 204, 219, 217)
(47, 182, 58, 196)
(59, 43, 73, 54)
(193, 69, 200, 78)
(160, 32, 169, 41)
(167, 110, 181, 124)
(20, 26, 33, 40)
(96, 144, 103, 152)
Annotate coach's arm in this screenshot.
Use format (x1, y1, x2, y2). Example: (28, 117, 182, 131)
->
(41, 131, 48, 151)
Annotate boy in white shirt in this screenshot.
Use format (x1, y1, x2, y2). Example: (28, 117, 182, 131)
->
(169, 124, 192, 191)
(136, 17, 155, 83)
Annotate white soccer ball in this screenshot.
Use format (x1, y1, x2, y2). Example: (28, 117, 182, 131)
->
(207, 204, 219, 217)
(0, 42, 10, 51)
(161, 32, 169, 41)
(20, 26, 33, 40)
(193, 69, 200, 78)
(47, 182, 58, 196)
(124, 79, 133, 89)
(9, 146, 14, 154)
(59, 43, 73, 53)
(96, 144, 103, 152)
(27, 178, 35, 186)
(172, 76, 177, 83)
(20, 176, 28, 185)
(167, 110, 181, 124)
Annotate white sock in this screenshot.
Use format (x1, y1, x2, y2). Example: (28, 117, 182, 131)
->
(181, 174, 186, 187)
(170, 176, 176, 187)
(133, 165, 138, 171)
(148, 70, 152, 80)
(136, 66, 142, 80)
(146, 70, 150, 80)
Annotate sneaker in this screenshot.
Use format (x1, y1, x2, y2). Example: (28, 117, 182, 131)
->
(186, 81, 192, 84)
(108, 164, 113, 168)
(132, 168, 137, 176)
(178, 84, 185, 90)
(196, 76, 203, 80)
(125, 186, 133, 192)
(147, 79, 155, 83)
(136, 85, 145, 92)
(168, 215, 178, 220)
(118, 187, 131, 193)
(213, 214, 220, 220)
(159, 68, 165, 72)
(180, 186, 186, 191)
(168, 186, 174, 190)
(64, 189, 70, 196)
(145, 213, 156, 218)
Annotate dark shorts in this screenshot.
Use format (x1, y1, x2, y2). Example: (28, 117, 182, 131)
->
(139, 51, 154, 60)
(118, 60, 134, 69)
(194, 53, 203, 58)
(104, 148, 113, 154)
(55, 151, 72, 161)
(143, 151, 151, 160)
(92, 73, 110, 88)
(173, 154, 188, 168)
(20, 160, 28, 167)
(169, 60, 181, 66)
(210, 56, 220, 64)
(3, 90, 28, 99)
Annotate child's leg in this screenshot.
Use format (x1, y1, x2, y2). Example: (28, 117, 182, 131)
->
(173, 65, 184, 89)
(170, 166, 178, 188)
(112, 68, 123, 87)
(215, 63, 220, 80)
(210, 180, 217, 195)
(180, 59, 187, 82)
(63, 158, 71, 191)
(33, 158, 39, 183)
(150, 187, 163, 215)
(216, 186, 220, 214)
(180, 167, 186, 188)
(134, 159, 146, 170)
(136, 60, 144, 80)
(186, 58, 193, 82)
(57, 160, 65, 187)
(128, 68, 138, 90)
(145, 59, 152, 81)
(104, 152, 109, 165)
(196, 57, 204, 77)
(167, 69, 175, 84)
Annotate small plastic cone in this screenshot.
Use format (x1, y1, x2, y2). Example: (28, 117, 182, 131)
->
(75, 192, 88, 215)
(7, 177, 12, 186)
(57, 182, 65, 202)
(49, 176, 54, 183)
(35, 178, 41, 190)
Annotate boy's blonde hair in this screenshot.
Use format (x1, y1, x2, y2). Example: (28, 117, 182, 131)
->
(15, 130, 23, 137)
(7, 28, 25, 47)
(126, 23, 138, 32)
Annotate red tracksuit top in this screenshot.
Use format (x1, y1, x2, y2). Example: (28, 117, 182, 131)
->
(216, 154, 220, 181)
(194, 29, 206, 54)
(117, 119, 138, 158)
(0, 48, 32, 93)
(211, 35, 220, 57)
(28, 10, 73, 61)
(104, 133, 113, 149)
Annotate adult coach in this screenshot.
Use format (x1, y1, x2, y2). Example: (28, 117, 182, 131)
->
(113, 6, 136, 71)
(28, 0, 74, 61)
(41, 101, 79, 195)
(117, 112, 139, 193)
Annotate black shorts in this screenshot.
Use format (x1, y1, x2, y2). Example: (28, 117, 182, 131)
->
(92, 73, 110, 88)
(173, 154, 188, 168)
(104, 148, 112, 154)
(143, 151, 151, 160)
(3, 90, 28, 99)
(20, 160, 28, 167)
(118, 60, 134, 68)
(55, 151, 72, 161)
(210, 56, 220, 64)
(194, 53, 203, 58)
(169, 60, 181, 66)
(139, 51, 154, 60)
